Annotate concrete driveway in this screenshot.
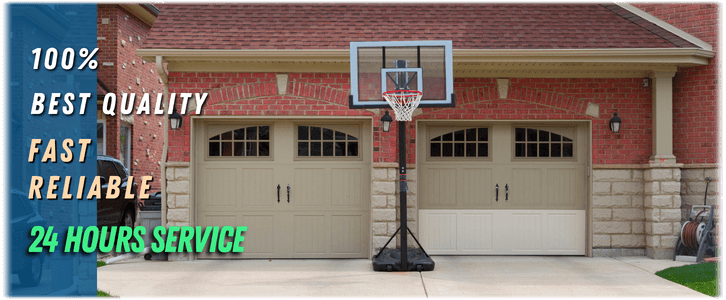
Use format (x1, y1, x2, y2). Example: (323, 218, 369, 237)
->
(97, 256, 706, 297)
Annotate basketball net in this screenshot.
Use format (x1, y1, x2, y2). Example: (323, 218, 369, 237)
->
(382, 90, 423, 122)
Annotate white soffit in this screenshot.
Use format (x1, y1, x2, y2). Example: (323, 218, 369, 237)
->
(616, 3, 713, 51)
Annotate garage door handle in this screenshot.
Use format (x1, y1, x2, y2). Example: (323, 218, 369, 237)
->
(277, 184, 280, 203)
(495, 184, 499, 202)
(287, 184, 290, 203)
(505, 184, 509, 201)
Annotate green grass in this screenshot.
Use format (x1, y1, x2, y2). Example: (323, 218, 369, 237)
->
(656, 262, 719, 297)
(97, 261, 106, 268)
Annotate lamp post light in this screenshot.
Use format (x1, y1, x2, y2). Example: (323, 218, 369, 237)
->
(381, 110, 393, 132)
(169, 109, 183, 130)
(609, 112, 621, 133)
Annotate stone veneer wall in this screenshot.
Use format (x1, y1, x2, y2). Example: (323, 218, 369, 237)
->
(680, 167, 719, 222)
(644, 167, 682, 259)
(165, 162, 191, 260)
(371, 164, 418, 254)
(592, 168, 646, 256)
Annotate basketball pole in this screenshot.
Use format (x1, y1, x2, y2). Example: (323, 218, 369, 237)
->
(396, 60, 409, 270)
(398, 120, 408, 270)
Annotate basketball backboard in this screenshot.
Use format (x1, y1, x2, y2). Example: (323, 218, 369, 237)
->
(349, 40, 454, 109)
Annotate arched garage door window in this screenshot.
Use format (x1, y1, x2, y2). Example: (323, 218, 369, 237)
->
(208, 126, 270, 157)
(429, 128, 489, 158)
(514, 128, 573, 158)
(296, 126, 359, 157)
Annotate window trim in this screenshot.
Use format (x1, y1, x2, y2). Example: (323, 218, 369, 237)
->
(120, 123, 132, 170)
(293, 123, 363, 161)
(426, 126, 492, 162)
(97, 119, 106, 156)
(204, 124, 274, 161)
(510, 125, 577, 162)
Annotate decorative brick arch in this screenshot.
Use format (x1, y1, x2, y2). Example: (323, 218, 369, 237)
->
(418, 86, 592, 118)
(287, 81, 350, 107)
(205, 81, 278, 107)
(201, 81, 373, 117)
(203, 81, 351, 109)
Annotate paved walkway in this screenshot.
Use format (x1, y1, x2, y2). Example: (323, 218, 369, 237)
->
(97, 256, 706, 297)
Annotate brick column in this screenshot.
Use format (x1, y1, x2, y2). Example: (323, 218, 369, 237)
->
(165, 162, 191, 261)
(644, 165, 683, 259)
(371, 165, 397, 254)
(370, 163, 419, 253)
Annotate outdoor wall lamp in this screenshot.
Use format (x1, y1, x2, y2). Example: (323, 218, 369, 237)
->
(169, 109, 183, 130)
(609, 112, 621, 133)
(381, 110, 393, 132)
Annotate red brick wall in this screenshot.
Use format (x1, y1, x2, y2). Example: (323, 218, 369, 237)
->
(97, 5, 120, 160)
(633, 4, 718, 164)
(97, 5, 164, 192)
(167, 73, 654, 165)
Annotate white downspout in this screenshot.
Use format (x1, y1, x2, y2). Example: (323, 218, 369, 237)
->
(156, 55, 169, 226)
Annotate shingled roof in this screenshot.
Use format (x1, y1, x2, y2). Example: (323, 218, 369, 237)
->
(143, 4, 698, 50)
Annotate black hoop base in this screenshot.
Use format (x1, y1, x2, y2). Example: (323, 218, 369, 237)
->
(372, 248, 435, 272)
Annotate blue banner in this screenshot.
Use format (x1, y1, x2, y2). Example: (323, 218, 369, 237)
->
(8, 4, 97, 296)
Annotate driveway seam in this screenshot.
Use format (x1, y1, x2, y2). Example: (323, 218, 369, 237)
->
(611, 257, 655, 274)
(419, 272, 428, 298)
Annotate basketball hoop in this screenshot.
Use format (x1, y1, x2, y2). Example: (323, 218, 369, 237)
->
(382, 90, 423, 122)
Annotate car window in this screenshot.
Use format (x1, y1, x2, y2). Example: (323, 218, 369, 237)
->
(98, 160, 120, 178)
(112, 162, 128, 180)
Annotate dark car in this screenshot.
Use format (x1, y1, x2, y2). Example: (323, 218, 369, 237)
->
(10, 189, 46, 286)
(97, 155, 137, 228)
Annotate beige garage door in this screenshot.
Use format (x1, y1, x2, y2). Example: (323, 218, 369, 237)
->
(418, 122, 588, 255)
(195, 120, 370, 259)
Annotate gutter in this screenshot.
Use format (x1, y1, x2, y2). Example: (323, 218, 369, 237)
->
(142, 4, 160, 16)
(137, 48, 715, 65)
(156, 55, 168, 227)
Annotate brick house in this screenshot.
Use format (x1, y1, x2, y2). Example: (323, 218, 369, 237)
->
(97, 4, 164, 193)
(138, 4, 718, 260)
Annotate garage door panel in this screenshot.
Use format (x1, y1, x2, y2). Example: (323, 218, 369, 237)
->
(199, 168, 237, 208)
(331, 215, 363, 254)
(419, 123, 588, 256)
(293, 168, 327, 207)
(196, 214, 244, 259)
(460, 212, 494, 252)
(508, 168, 543, 208)
(420, 212, 457, 254)
(241, 168, 276, 208)
(331, 168, 363, 207)
(293, 215, 326, 255)
(508, 213, 543, 252)
(461, 168, 494, 208)
(239, 215, 277, 255)
(545, 212, 586, 253)
(419, 210, 585, 255)
(547, 168, 585, 209)
(421, 168, 457, 208)
(196, 120, 370, 259)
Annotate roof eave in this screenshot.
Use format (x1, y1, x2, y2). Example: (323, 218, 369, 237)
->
(616, 3, 713, 51)
(138, 48, 714, 66)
